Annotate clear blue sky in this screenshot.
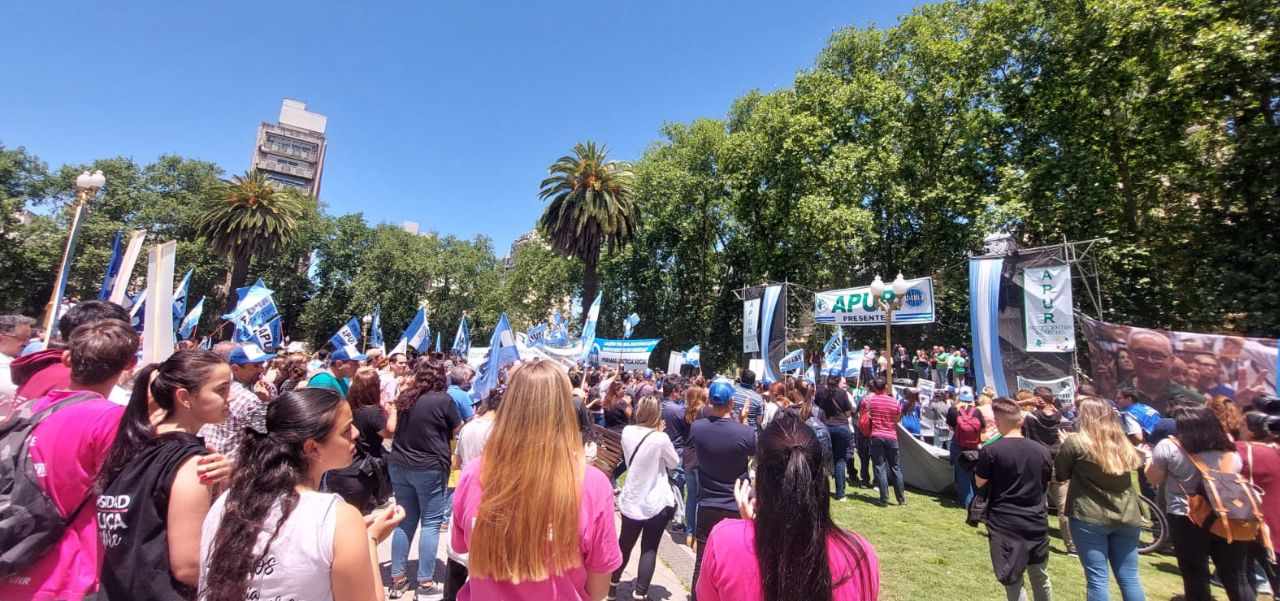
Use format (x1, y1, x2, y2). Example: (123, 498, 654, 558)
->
(3, 0, 922, 253)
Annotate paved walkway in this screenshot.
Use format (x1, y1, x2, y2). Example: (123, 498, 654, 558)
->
(375, 513, 694, 600)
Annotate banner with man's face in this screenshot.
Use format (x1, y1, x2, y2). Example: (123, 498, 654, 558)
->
(1079, 315, 1278, 416)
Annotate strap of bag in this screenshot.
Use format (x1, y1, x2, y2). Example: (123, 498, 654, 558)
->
(626, 430, 657, 468)
(27, 391, 103, 426)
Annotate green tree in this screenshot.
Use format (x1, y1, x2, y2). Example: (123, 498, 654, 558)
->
(537, 141, 639, 310)
(195, 170, 308, 313)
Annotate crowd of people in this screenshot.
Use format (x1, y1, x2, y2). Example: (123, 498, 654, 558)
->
(2, 303, 1278, 601)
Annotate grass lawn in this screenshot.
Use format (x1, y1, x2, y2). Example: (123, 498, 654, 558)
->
(828, 485, 1200, 601)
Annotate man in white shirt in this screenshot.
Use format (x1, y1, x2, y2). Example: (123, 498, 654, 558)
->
(0, 314, 36, 400)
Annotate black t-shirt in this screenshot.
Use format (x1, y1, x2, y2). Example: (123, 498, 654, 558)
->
(689, 416, 756, 511)
(354, 405, 388, 459)
(816, 386, 853, 428)
(604, 402, 630, 432)
(975, 436, 1053, 536)
(98, 432, 208, 601)
(389, 391, 461, 471)
(1022, 409, 1064, 455)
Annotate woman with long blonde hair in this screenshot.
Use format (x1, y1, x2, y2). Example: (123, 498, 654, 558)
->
(1055, 397, 1145, 601)
(449, 360, 621, 600)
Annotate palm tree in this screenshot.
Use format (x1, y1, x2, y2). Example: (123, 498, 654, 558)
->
(537, 141, 638, 310)
(195, 170, 308, 312)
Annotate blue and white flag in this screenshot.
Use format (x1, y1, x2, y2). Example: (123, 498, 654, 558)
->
(330, 317, 363, 357)
(623, 313, 640, 339)
(128, 288, 147, 333)
(369, 304, 384, 349)
(549, 312, 570, 346)
(452, 313, 470, 356)
(822, 328, 843, 362)
(177, 296, 204, 340)
(778, 348, 805, 373)
(474, 313, 520, 401)
(239, 316, 283, 351)
(684, 345, 701, 368)
(400, 308, 431, 352)
(526, 322, 549, 348)
(199, 337, 212, 350)
(99, 231, 123, 301)
(171, 269, 193, 333)
(436, 331, 442, 353)
(578, 292, 602, 361)
(225, 279, 280, 350)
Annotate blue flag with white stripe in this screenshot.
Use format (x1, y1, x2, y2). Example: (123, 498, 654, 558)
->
(452, 313, 470, 356)
(578, 292, 602, 361)
(171, 269, 192, 333)
(370, 304, 384, 349)
(99, 231, 123, 301)
(779, 348, 804, 372)
(436, 331, 442, 353)
(526, 322, 549, 348)
(474, 313, 520, 401)
(178, 296, 204, 340)
(549, 312, 570, 346)
(684, 345, 701, 368)
(400, 308, 431, 352)
(127, 288, 147, 333)
(330, 317, 363, 356)
(623, 313, 640, 339)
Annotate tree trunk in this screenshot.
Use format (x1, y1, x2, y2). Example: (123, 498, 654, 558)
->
(221, 252, 251, 318)
(582, 248, 599, 314)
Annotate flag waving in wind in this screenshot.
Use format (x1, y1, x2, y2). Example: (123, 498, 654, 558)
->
(330, 318, 363, 357)
(684, 345, 701, 368)
(578, 292, 602, 361)
(369, 304, 384, 349)
(99, 231, 123, 301)
(549, 312, 569, 346)
(172, 269, 193, 333)
(436, 331, 442, 353)
(452, 313, 470, 356)
(223, 279, 280, 351)
(400, 308, 431, 352)
(623, 313, 640, 339)
(473, 313, 520, 401)
(178, 297, 204, 340)
(779, 348, 805, 373)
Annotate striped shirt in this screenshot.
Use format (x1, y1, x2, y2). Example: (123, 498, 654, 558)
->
(861, 392, 901, 440)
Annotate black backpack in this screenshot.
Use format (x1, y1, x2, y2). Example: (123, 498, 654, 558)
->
(0, 393, 100, 577)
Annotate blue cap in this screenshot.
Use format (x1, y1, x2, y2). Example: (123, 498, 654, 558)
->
(331, 345, 368, 362)
(228, 344, 274, 365)
(958, 387, 976, 402)
(643, 368, 653, 379)
(709, 379, 736, 405)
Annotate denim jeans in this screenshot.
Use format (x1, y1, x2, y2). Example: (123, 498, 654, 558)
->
(828, 424, 853, 499)
(684, 468, 700, 537)
(950, 443, 974, 507)
(1069, 519, 1145, 601)
(390, 464, 449, 583)
(869, 437, 905, 504)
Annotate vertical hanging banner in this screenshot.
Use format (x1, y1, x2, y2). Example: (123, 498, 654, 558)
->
(1023, 265, 1076, 352)
(742, 298, 761, 354)
(141, 241, 177, 365)
(969, 257, 1009, 396)
(759, 284, 786, 383)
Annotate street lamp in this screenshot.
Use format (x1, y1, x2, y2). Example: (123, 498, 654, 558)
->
(44, 170, 106, 344)
(871, 273, 909, 388)
(361, 314, 372, 352)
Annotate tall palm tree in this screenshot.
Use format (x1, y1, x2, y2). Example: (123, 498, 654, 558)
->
(196, 170, 307, 312)
(537, 141, 638, 310)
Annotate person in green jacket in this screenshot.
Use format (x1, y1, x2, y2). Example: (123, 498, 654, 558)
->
(1055, 397, 1146, 601)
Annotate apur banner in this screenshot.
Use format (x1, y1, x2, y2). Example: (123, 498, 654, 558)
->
(1023, 265, 1076, 352)
(814, 277, 935, 326)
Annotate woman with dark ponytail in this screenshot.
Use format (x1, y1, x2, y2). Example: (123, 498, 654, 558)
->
(95, 350, 232, 600)
(199, 387, 406, 601)
(695, 412, 879, 601)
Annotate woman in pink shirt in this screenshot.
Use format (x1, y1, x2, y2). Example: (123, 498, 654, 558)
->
(697, 412, 880, 601)
(450, 359, 622, 601)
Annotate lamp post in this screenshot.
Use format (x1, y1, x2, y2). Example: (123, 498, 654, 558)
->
(870, 273, 909, 389)
(361, 314, 372, 352)
(44, 170, 106, 345)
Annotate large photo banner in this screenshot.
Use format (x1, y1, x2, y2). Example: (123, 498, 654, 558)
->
(1080, 315, 1279, 415)
(814, 277, 935, 326)
(589, 338, 661, 370)
(1023, 265, 1075, 352)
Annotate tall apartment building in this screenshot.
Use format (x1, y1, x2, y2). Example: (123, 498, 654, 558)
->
(252, 99, 328, 197)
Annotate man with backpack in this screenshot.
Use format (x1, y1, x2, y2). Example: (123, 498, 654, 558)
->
(0, 320, 138, 600)
(948, 387, 986, 507)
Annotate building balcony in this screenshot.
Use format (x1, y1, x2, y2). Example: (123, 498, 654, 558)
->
(260, 141, 317, 162)
(256, 158, 315, 179)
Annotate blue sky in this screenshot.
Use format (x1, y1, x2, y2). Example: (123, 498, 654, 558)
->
(3, 0, 922, 253)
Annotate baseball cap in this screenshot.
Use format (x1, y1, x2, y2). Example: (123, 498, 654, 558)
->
(643, 368, 653, 379)
(958, 387, 976, 402)
(331, 345, 369, 362)
(228, 344, 275, 365)
(708, 379, 736, 406)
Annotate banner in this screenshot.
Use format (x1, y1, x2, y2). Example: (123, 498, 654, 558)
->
(142, 241, 176, 365)
(1079, 315, 1278, 415)
(778, 348, 805, 373)
(1016, 374, 1077, 405)
(814, 277, 935, 326)
(742, 298, 761, 353)
(969, 258, 1010, 396)
(1023, 265, 1075, 352)
(579, 292, 602, 361)
(588, 338, 660, 371)
(759, 285, 786, 383)
(668, 351, 686, 375)
(526, 322, 548, 348)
